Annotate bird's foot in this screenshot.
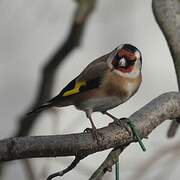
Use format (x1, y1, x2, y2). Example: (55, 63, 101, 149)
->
(102, 111, 131, 135)
(112, 117, 146, 151)
(124, 118, 146, 151)
(108, 117, 132, 135)
(103, 111, 146, 151)
(84, 126, 102, 144)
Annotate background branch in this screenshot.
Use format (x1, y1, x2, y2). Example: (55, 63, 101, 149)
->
(47, 155, 85, 180)
(16, 0, 96, 137)
(152, 0, 180, 138)
(22, 160, 37, 180)
(0, 92, 180, 164)
(0, 0, 97, 178)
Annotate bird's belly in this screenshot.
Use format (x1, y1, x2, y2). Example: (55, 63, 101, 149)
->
(76, 96, 127, 112)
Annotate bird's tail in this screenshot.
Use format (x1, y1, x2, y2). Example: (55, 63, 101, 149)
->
(27, 95, 73, 115)
(26, 102, 52, 115)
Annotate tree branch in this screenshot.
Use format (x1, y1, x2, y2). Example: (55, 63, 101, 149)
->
(0, 92, 180, 163)
(152, 0, 180, 137)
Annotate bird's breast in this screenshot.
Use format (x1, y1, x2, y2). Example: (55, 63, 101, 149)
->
(102, 71, 142, 98)
(74, 71, 141, 112)
(76, 96, 124, 112)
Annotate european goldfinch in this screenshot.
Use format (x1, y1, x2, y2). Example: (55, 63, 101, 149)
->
(28, 44, 142, 139)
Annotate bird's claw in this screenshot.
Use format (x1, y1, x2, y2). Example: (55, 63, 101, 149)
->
(84, 127, 102, 144)
(109, 118, 132, 135)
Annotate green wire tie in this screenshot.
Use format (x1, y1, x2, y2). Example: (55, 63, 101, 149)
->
(115, 118, 146, 180)
(115, 158, 119, 180)
(127, 118, 146, 152)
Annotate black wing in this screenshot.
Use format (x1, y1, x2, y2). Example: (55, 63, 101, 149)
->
(54, 54, 109, 99)
(58, 76, 101, 97)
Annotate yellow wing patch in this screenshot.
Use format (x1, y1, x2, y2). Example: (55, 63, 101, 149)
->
(62, 80, 86, 97)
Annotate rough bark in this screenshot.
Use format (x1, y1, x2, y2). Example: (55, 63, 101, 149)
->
(152, 0, 180, 137)
(0, 92, 180, 162)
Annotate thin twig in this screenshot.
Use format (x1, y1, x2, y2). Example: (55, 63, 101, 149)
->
(89, 146, 127, 180)
(47, 156, 85, 180)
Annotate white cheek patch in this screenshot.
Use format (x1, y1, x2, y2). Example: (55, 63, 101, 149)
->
(135, 51, 141, 60)
(107, 59, 113, 69)
(107, 44, 124, 69)
(107, 51, 115, 69)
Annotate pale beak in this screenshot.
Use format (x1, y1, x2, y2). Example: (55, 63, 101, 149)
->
(119, 58, 126, 67)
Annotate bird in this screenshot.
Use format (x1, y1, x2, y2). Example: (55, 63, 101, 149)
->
(28, 44, 142, 140)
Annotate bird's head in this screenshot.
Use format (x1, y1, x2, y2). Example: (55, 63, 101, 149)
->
(107, 44, 142, 77)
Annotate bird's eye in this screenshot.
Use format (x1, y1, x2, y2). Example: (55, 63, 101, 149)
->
(127, 59, 136, 66)
(112, 59, 118, 67)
